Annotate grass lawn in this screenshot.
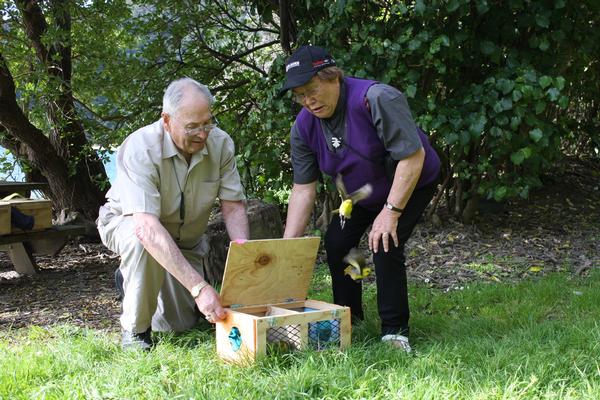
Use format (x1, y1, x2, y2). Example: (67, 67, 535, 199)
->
(2, 268, 599, 399)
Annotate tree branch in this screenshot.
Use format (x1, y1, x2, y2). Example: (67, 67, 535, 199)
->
(14, 0, 49, 63)
(191, 27, 276, 77)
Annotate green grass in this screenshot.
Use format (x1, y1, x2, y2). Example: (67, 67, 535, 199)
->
(2, 269, 600, 399)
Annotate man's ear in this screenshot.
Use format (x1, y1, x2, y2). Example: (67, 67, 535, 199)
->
(161, 112, 170, 130)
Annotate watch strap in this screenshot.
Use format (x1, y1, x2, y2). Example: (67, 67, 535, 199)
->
(385, 202, 404, 213)
(191, 281, 209, 298)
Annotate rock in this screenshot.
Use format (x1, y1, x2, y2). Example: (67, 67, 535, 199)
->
(54, 209, 99, 238)
(202, 199, 283, 284)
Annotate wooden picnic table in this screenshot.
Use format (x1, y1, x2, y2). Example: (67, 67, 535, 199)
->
(0, 225, 86, 275)
(0, 182, 85, 274)
(0, 181, 49, 198)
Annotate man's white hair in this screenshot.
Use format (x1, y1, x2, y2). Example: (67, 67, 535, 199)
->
(162, 77, 215, 115)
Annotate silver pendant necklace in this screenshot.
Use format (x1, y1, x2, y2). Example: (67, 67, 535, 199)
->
(331, 136, 342, 149)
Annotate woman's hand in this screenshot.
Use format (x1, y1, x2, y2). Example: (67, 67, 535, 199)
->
(368, 208, 400, 253)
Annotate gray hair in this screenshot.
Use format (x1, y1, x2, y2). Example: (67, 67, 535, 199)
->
(162, 77, 215, 115)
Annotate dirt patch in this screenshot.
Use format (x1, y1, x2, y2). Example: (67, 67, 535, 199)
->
(1, 159, 598, 332)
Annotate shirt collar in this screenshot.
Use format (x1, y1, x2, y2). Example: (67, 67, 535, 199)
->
(323, 79, 346, 126)
(160, 119, 209, 163)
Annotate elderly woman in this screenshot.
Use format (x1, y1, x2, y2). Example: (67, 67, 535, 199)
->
(280, 45, 440, 353)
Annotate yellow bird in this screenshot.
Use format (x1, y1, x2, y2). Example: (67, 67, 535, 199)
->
(332, 174, 372, 229)
(343, 248, 373, 281)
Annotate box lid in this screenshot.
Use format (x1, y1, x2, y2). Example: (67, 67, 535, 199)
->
(220, 237, 321, 308)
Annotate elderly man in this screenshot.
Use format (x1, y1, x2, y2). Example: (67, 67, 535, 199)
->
(280, 46, 440, 353)
(97, 77, 248, 350)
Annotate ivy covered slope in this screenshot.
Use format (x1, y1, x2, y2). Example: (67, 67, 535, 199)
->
(256, 0, 599, 222)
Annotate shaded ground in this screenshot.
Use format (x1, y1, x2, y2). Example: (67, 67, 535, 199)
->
(1, 159, 599, 331)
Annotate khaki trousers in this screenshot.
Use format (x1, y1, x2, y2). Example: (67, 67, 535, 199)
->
(97, 206, 207, 333)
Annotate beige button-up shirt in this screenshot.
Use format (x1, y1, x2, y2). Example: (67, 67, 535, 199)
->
(104, 119, 245, 248)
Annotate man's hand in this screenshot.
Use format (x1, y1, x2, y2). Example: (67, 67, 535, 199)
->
(368, 208, 400, 253)
(195, 285, 227, 323)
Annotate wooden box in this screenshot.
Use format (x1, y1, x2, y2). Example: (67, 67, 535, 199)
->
(1, 198, 52, 233)
(215, 237, 351, 363)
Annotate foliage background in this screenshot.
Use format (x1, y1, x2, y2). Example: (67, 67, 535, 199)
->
(1, 0, 598, 221)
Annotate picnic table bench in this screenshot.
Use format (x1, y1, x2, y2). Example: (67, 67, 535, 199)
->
(0, 180, 49, 198)
(0, 225, 86, 275)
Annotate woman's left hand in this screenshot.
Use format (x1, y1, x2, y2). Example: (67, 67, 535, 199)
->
(368, 209, 400, 253)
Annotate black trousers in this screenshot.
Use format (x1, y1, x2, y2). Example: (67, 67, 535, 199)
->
(324, 181, 437, 337)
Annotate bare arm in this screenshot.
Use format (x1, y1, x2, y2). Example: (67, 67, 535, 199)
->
(368, 147, 425, 252)
(133, 212, 226, 321)
(283, 181, 317, 238)
(220, 200, 249, 240)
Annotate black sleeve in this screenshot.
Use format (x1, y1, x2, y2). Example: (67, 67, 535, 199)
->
(290, 123, 320, 184)
(366, 84, 423, 161)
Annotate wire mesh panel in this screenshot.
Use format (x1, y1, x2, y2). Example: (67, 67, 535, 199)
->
(308, 319, 341, 350)
(266, 323, 302, 353)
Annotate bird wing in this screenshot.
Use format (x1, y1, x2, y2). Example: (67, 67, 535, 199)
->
(335, 174, 349, 200)
(344, 265, 362, 280)
(343, 248, 366, 269)
(348, 183, 373, 203)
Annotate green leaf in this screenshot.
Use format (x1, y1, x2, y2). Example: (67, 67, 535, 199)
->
(539, 76, 553, 89)
(496, 116, 509, 126)
(535, 13, 550, 28)
(469, 115, 487, 136)
(555, 76, 566, 90)
(512, 90, 522, 102)
(558, 96, 569, 109)
(445, 133, 459, 144)
(493, 186, 508, 201)
(510, 150, 525, 165)
(510, 116, 521, 130)
(490, 126, 503, 137)
(446, 0, 460, 12)
(535, 101, 546, 114)
(460, 130, 470, 145)
(539, 38, 550, 51)
(529, 128, 543, 142)
(415, 0, 426, 14)
(496, 79, 515, 95)
(476, 0, 490, 14)
(405, 84, 417, 98)
(500, 98, 513, 111)
(547, 87, 560, 101)
(408, 39, 422, 51)
(335, 0, 347, 15)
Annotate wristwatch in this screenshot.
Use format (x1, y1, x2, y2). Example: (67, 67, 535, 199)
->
(190, 281, 209, 298)
(384, 202, 404, 213)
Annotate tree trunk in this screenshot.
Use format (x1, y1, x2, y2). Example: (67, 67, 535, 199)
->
(0, 53, 106, 222)
(0, 2, 108, 223)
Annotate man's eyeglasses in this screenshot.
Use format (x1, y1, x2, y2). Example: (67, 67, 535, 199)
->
(173, 115, 218, 136)
(291, 83, 322, 104)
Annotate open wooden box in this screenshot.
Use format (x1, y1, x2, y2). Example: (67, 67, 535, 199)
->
(215, 237, 351, 363)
